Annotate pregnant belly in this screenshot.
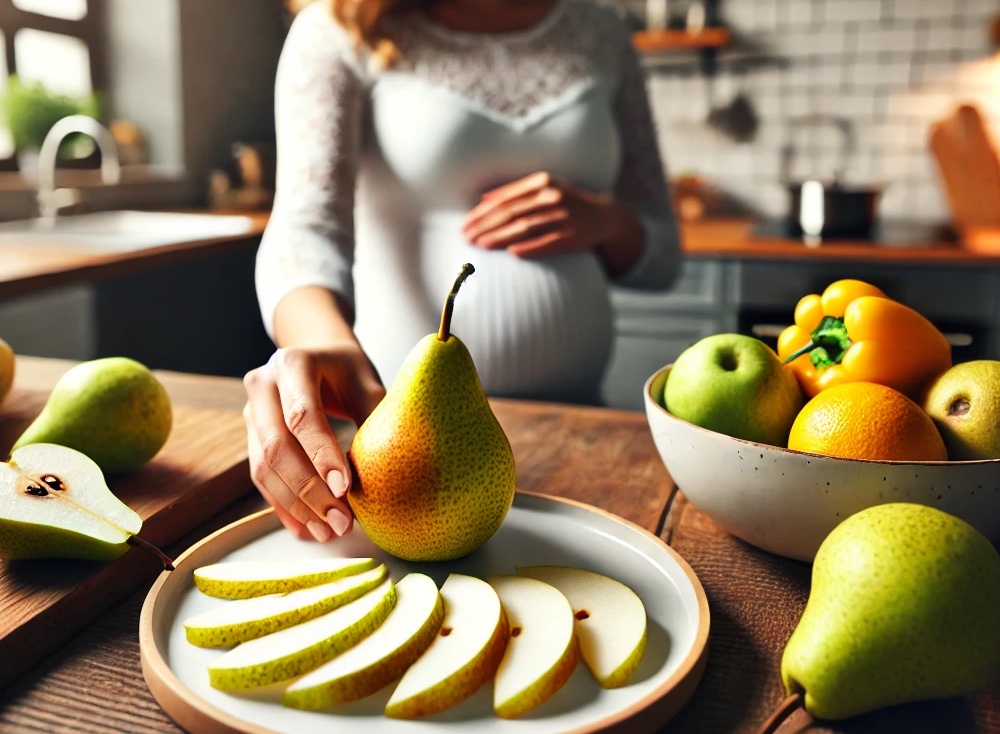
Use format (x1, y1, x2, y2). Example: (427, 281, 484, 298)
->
(420, 212, 614, 402)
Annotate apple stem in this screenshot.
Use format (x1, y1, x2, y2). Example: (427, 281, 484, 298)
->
(754, 692, 808, 734)
(127, 534, 175, 571)
(438, 263, 475, 342)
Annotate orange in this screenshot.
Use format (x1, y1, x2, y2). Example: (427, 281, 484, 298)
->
(788, 382, 948, 462)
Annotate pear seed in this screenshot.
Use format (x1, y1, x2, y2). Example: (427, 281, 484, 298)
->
(40, 475, 65, 491)
(25, 484, 49, 497)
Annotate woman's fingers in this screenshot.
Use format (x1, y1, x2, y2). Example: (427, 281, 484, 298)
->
(465, 172, 562, 232)
(474, 209, 570, 249)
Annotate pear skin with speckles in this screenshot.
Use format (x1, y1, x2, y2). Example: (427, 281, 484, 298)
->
(781, 503, 1000, 720)
(347, 331, 516, 563)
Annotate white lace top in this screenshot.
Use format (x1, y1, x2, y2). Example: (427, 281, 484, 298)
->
(256, 0, 680, 403)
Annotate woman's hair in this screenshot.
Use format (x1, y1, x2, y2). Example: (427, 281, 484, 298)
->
(287, 0, 412, 66)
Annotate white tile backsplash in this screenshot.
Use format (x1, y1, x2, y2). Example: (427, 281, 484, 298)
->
(647, 0, 1000, 223)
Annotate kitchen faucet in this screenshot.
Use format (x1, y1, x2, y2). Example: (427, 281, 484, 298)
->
(36, 114, 121, 220)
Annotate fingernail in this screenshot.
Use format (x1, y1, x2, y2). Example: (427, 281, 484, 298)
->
(307, 520, 332, 542)
(327, 469, 349, 498)
(327, 508, 351, 536)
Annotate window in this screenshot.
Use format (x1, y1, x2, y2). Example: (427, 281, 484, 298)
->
(0, 0, 105, 171)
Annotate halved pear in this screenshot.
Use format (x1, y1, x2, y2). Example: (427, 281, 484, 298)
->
(283, 573, 444, 709)
(184, 564, 388, 648)
(208, 578, 395, 691)
(0, 443, 142, 561)
(385, 573, 509, 719)
(488, 575, 579, 718)
(517, 565, 647, 688)
(193, 557, 378, 599)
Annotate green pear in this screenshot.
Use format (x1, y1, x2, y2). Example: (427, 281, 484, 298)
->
(13, 357, 173, 474)
(283, 573, 444, 709)
(348, 264, 516, 562)
(0, 443, 142, 561)
(184, 564, 388, 647)
(922, 360, 1000, 460)
(208, 578, 396, 691)
(781, 503, 1000, 720)
(193, 557, 379, 599)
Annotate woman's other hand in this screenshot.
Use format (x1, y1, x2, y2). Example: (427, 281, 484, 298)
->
(462, 172, 642, 265)
(242, 344, 386, 543)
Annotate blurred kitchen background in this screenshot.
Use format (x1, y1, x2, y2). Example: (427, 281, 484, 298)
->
(1, 0, 1000, 410)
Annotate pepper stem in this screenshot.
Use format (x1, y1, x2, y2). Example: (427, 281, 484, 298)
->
(782, 341, 816, 365)
(438, 263, 475, 342)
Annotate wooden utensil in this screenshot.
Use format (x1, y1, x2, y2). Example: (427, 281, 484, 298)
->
(929, 103, 1000, 231)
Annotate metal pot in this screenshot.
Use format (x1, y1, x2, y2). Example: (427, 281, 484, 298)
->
(781, 115, 883, 242)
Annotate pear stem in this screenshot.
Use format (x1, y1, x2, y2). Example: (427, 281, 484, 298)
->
(754, 692, 807, 734)
(127, 534, 175, 571)
(438, 263, 475, 342)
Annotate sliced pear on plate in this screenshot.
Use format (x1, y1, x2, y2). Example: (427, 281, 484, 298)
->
(193, 557, 378, 599)
(0, 443, 143, 561)
(385, 573, 509, 719)
(208, 578, 395, 691)
(488, 574, 579, 719)
(184, 564, 388, 648)
(516, 565, 647, 688)
(283, 573, 444, 709)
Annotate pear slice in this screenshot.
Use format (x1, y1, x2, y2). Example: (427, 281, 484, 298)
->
(385, 573, 509, 719)
(488, 575, 579, 718)
(208, 578, 396, 691)
(0, 443, 142, 561)
(516, 565, 647, 688)
(193, 557, 379, 599)
(283, 573, 444, 709)
(184, 564, 388, 648)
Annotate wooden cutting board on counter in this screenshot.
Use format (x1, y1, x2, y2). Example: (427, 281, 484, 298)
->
(0, 356, 254, 690)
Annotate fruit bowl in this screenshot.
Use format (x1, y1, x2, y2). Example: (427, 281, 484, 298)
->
(644, 365, 1000, 562)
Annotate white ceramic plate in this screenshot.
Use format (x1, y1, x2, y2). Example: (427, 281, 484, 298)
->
(140, 491, 709, 734)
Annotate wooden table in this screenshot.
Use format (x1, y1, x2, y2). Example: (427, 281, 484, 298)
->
(0, 363, 997, 733)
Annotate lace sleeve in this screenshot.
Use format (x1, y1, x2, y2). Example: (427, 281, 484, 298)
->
(609, 26, 682, 290)
(255, 3, 367, 339)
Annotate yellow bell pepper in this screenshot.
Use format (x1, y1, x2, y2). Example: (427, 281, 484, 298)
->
(777, 279, 952, 398)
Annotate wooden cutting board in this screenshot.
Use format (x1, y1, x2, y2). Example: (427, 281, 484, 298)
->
(0, 356, 254, 690)
(929, 103, 1000, 230)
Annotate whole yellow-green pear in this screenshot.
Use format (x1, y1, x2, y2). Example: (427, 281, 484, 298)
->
(13, 357, 172, 474)
(922, 360, 1000, 460)
(348, 264, 516, 562)
(781, 503, 1000, 720)
(0, 336, 14, 405)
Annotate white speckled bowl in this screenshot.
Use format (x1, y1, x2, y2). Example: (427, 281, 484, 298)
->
(644, 365, 1000, 562)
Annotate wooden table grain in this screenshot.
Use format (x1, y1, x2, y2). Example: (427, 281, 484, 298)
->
(0, 367, 997, 734)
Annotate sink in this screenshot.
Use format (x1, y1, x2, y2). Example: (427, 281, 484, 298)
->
(0, 211, 255, 252)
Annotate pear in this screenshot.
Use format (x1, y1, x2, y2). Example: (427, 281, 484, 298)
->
(517, 565, 648, 688)
(0, 443, 142, 561)
(184, 564, 388, 648)
(0, 336, 14, 405)
(348, 264, 516, 562)
(385, 573, 509, 719)
(781, 503, 1000, 720)
(208, 578, 396, 691)
(193, 557, 379, 599)
(13, 357, 173, 474)
(922, 360, 1000, 460)
(488, 575, 579, 718)
(283, 573, 444, 709)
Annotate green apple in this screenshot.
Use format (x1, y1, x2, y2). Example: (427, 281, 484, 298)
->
(193, 557, 378, 599)
(782, 503, 1000, 720)
(922, 360, 1000, 460)
(184, 564, 388, 648)
(0, 443, 143, 561)
(283, 573, 444, 709)
(208, 578, 395, 691)
(516, 565, 646, 688)
(385, 573, 509, 719)
(488, 575, 578, 718)
(663, 333, 804, 446)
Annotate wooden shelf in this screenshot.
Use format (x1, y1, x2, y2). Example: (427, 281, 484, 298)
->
(632, 27, 731, 53)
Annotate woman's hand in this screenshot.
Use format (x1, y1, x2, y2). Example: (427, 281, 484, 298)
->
(462, 171, 639, 261)
(242, 344, 386, 543)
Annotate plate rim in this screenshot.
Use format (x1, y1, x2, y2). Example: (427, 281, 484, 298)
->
(139, 490, 710, 734)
